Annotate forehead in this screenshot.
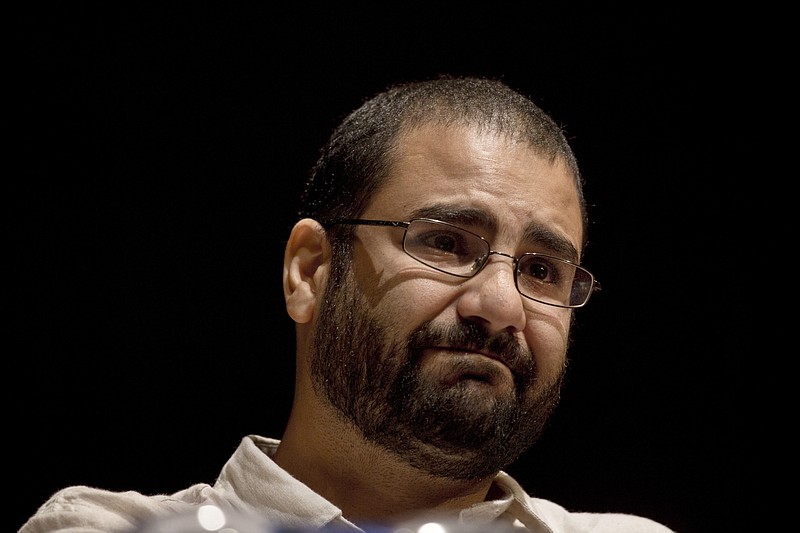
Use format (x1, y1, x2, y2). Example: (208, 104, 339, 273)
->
(364, 124, 584, 256)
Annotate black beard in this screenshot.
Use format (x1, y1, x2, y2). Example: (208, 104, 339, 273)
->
(310, 266, 564, 480)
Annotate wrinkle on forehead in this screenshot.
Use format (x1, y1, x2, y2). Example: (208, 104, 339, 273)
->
(373, 124, 584, 255)
(409, 203, 579, 261)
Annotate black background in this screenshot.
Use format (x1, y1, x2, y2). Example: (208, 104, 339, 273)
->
(11, 5, 746, 532)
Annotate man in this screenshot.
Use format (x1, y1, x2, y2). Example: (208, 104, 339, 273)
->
(20, 77, 674, 532)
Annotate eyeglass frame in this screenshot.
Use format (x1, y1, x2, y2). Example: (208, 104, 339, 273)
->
(321, 217, 600, 308)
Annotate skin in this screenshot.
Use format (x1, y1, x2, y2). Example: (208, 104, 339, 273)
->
(277, 123, 584, 525)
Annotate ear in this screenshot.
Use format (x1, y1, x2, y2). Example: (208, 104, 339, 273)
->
(283, 218, 330, 324)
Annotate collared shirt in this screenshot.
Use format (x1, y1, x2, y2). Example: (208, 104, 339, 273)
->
(19, 435, 674, 533)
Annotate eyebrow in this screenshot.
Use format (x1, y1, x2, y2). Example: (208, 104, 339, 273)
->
(409, 203, 579, 262)
(410, 204, 496, 231)
(522, 226, 579, 262)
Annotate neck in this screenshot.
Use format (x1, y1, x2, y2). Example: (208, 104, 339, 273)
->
(273, 397, 496, 525)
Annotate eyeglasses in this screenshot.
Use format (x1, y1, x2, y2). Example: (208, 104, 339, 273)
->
(322, 218, 600, 308)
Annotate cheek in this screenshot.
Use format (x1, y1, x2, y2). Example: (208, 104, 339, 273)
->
(359, 242, 454, 309)
(380, 278, 450, 327)
(356, 262, 453, 339)
(523, 313, 571, 377)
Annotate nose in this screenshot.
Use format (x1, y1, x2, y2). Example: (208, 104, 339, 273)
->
(455, 252, 527, 335)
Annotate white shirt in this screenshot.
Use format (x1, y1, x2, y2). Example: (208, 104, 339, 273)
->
(19, 435, 674, 533)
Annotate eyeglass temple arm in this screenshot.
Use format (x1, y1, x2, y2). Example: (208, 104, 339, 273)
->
(323, 219, 410, 229)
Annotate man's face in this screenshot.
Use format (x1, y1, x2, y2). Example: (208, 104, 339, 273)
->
(310, 124, 584, 480)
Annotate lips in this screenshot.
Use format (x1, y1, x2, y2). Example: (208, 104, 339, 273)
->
(425, 347, 513, 387)
(433, 345, 510, 367)
(406, 321, 530, 385)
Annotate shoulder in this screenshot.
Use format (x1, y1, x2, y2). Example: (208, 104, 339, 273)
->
(525, 495, 675, 533)
(493, 472, 674, 533)
(19, 483, 212, 533)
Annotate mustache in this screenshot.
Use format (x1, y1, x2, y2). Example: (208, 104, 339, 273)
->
(407, 320, 532, 376)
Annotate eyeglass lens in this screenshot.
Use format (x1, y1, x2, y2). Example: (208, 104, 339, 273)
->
(402, 219, 489, 276)
(403, 219, 592, 307)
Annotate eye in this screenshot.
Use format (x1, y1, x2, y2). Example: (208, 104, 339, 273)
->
(417, 229, 471, 257)
(519, 255, 562, 284)
(404, 220, 488, 273)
